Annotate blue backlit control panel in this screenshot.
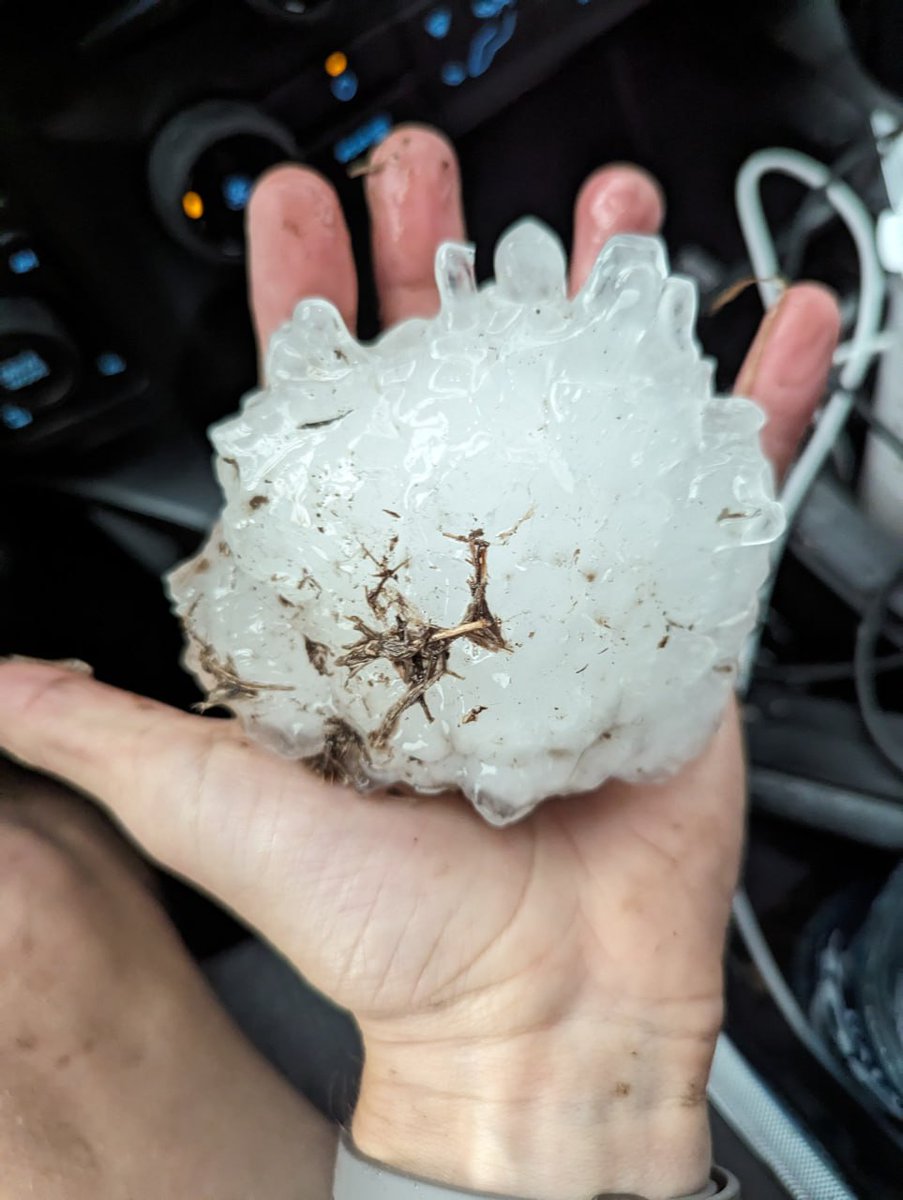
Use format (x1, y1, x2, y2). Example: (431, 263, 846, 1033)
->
(418, 0, 521, 89)
(0, 287, 140, 452)
(146, 1, 638, 250)
(317, 0, 629, 169)
(0, 298, 81, 419)
(318, 2, 523, 168)
(0, 183, 148, 451)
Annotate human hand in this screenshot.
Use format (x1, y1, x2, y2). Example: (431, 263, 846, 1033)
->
(0, 128, 839, 1200)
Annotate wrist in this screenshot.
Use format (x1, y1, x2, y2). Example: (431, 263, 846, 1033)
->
(352, 1024, 715, 1200)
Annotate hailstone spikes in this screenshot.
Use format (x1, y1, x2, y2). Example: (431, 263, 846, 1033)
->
(167, 219, 783, 825)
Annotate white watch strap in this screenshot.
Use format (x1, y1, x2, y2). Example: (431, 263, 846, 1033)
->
(333, 1135, 740, 1199)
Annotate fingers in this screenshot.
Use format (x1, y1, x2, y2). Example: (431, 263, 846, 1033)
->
(735, 283, 842, 480)
(366, 126, 466, 326)
(569, 165, 665, 294)
(247, 165, 358, 359)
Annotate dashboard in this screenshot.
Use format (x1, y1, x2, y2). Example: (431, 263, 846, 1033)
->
(0, 0, 650, 457)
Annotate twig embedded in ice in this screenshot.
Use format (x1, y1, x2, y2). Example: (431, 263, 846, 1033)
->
(334, 531, 508, 748)
(497, 505, 536, 543)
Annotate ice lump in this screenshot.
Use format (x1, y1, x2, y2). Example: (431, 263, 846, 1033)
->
(167, 220, 783, 824)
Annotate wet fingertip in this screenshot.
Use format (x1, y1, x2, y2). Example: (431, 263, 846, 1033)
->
(368, 123, 456, 167)
(250, 161, 331, 196)
(247, 163, 301, 223)
(735, 278, 844, 482)
(752, 282, 842, 386)
(365, 124, 465, 327)
(247, 161, 358, 354)
(365, 126, 461, 215)
(247, 164, 341, 233)
(781, 281, 843, 334)
(576, 163, 666, 232)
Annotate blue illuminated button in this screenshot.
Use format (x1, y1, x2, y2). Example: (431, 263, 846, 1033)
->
(467, 9, 517, 77)
(334, 113, 393, 164)
(424, 6, 452, 38)
(96, 352, 127, 377)
(331, 71, 359, 102)
(0, 349, 50, 393)
(8, 247, 39, 276)
(441, 61, 467, 86)
(0, 299, 80, 411)
(222, 174, 254, 212)
(0, 403, 34, 431)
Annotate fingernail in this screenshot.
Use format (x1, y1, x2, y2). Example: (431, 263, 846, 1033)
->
(0, 656, 94, 676)
(366, 130, 457, 236)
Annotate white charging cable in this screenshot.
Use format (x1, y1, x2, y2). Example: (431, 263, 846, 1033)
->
(735, 147, 887, 688)
(732, 147, 891, 1111)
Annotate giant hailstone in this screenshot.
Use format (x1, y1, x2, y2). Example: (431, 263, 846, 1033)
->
(167, 220, 783, 825)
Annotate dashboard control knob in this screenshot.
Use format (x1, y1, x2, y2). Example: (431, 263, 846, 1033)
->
(148, 101, 297, 263)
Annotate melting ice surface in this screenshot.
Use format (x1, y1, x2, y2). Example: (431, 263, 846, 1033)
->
(167, 220, 783, 825)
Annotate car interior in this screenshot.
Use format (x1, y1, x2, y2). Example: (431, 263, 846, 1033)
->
(2, 1, 903, 1195)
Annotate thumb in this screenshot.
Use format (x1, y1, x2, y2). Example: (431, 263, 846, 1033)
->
(0, 661, 375, 942)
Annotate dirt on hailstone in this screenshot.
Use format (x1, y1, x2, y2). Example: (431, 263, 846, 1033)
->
(181, 530, 508, 787)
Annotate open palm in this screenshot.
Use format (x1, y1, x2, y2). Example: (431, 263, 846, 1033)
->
(0, 128, 839, 1200)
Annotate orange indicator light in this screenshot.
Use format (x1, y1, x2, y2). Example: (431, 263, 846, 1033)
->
(182, 191, 204, 220)
(325, 51, 348, 77)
